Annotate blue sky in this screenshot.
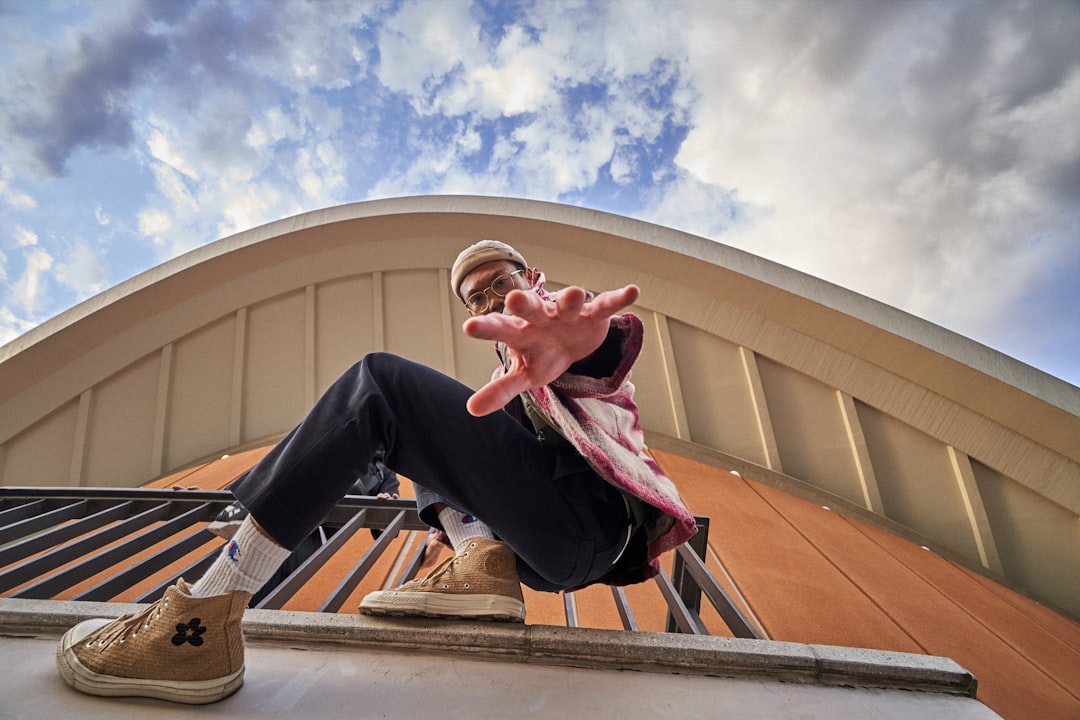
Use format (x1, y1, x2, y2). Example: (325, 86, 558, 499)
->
(1, 0, 1078, 388)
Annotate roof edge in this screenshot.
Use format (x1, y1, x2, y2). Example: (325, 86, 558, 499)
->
(2, 194, 1073, 416)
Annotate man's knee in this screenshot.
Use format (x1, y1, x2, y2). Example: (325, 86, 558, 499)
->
(357, 350, 397, 371)
(346, 351, 405, 385)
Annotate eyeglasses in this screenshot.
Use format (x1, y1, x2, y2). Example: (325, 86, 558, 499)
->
(463, 269, 526, 314)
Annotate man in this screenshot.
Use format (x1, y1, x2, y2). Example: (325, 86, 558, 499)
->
(55, 240, 697, 704)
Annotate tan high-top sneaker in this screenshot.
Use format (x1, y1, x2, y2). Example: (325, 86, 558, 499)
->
(360, 537, 525, 622)
(56, 579, 250, 704)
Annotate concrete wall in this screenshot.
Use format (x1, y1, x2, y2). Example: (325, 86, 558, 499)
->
(1, 195, 1076, 617)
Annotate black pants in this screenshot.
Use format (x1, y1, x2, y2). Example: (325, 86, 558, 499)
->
(230, 353, 630, 591)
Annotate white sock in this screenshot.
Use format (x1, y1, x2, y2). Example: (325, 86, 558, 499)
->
(190, 516, 292, 597)
(437, 506, 496, 553)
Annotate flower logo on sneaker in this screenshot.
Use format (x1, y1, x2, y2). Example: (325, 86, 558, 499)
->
(172, 618, 207, 646)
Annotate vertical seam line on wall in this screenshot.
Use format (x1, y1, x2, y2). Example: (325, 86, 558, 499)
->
(305, 285, 317, 408)
(653, 313, 690, 440)
(439, 268, 457, 377)
(151, 344, 174, 479)
(740, 347, 783, 472)
(837, 390, 884, 514)
(373, 271, 385, 351)
(70, 389, 93, 487)
(949, 446, 1004, 574)
(231, 307, 248, 447)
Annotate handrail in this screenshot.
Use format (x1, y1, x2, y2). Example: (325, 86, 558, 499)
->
(0, 488, 744, 636)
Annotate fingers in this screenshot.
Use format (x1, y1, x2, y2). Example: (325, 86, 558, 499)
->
(467, 374, 527, 416)
(503, 287, 547, 317)
(467, 285, 637, 334)
(463, 312, 526, 341)
(555, 285, 587, 314)
(585, 284, 639, 316)
(462, 284, 641, 417)
(510, 286, 587, 317)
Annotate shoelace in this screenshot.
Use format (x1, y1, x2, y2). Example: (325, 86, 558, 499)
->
(410, 556, 457, 586)
(407, 545, 479, 589)
(88, 596, 171, 649)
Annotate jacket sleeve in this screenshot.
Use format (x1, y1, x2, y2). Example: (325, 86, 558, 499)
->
(549, 313, 643, 399)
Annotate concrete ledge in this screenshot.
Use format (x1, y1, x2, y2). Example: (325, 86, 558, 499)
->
(0, 597, 977, 697)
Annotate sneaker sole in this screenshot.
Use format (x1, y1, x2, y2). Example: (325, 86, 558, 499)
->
(359, 591, 525, 623)
(56, 620, 245, 705)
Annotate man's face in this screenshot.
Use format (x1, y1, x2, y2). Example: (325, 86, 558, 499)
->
(459, 260, 530, 315)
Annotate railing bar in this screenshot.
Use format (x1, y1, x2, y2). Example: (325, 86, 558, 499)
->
(0, 492, 750, 644)
(704, 542, 769, 639)
(610, 586, 640, 632)
(11, 502, 199, 599)
(0, 502, 134, 569)
(0, 499, 47, 527)
(380, 530, 422, 588)
(0, 487, 235, 504)
(400, 530, 437, 583)
(319, 497, 426, 532)
(375, 515, 416, 587)
(675, 544, 762, 639)
(563, 591, 579, 627)
(256, 509, 370, 610)
(135, 546, 221, 603)
(0, 488, 420, 526)
(318, 511, 407, 613)
(74, 523, 216, 602)
(667, 515, 709, 633)
(2, 502, 173, 596)
(0, 500, 89, 545)
(654, 566, 707, 635)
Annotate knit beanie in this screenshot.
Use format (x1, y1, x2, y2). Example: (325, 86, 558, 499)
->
(450, 240, 527, 299)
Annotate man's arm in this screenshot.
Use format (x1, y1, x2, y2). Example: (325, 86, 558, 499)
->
(462, 284, 640, 416)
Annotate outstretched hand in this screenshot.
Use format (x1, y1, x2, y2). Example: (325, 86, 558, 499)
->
(463, 284, 640, 416)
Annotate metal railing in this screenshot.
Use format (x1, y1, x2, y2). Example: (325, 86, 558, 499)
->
(0, 487, 761, 638)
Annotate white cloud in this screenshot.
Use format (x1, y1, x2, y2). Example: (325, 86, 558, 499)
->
(297, 142, 348, 203)
(0, 0, 1076, 384)
(54, 241, 107, 298)
(247, 1, 379, 93)
(375, 0, 479, 109)
(643, 172, 744, 240)
(462, 26, 557, 117)
(147, 128, 199, 181)
(214, 177, 304, 243)
(12, 248, 53, 313)
(137, 207, 172, 242)
(1, 160, 36, 209)
(662, 0, 1080, 346)
(14, 226, 37, 246)
(365, 0, 694, 204)
(0, 305, 38, 348)
(246, 106, 300, 150)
